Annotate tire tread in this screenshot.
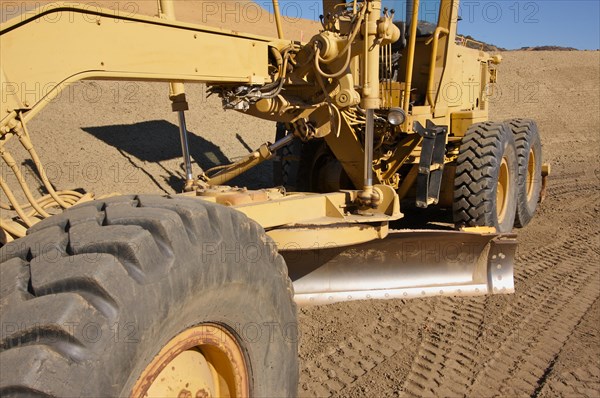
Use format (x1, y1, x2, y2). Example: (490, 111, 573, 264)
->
(453, 121, 518, 231)
(0, 196, 297, 396)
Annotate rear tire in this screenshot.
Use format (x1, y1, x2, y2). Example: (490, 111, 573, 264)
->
(0, 195, 298, 397)
(298, 140, 353, 193)
(273, 124, 351, 193)
(453, 122, 519, 233)
(273, 122, 302, 191)
(506, 118, 542, 227)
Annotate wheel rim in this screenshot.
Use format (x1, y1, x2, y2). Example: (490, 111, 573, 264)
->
(526, 148, 536, 201)
(496, 157, 510, 223)
(131, 323, 249, 398)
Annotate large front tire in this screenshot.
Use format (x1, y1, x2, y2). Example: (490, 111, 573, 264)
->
(0, 195, 298, 397)
(453, 122, 519, 233)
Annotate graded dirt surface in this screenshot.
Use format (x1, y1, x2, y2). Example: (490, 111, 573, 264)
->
(2, 2, 599, 397)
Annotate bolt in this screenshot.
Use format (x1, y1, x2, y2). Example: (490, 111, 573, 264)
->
(178, 390, 192, 398)
(195, 389, 210, 398)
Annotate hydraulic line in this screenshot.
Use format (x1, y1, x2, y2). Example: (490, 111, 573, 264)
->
(313, 3, 366, 79)
(205, 132, 295, 185)
(0, 190, 83, 213)
(0, 113, 85, 230)
(0, 175, 34, 227)
(0, 218, 26, 239)
(0, 147, 50, 218)
(260, 51, 290, 99)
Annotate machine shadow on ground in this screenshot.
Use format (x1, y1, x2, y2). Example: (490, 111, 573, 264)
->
(82, 120, 273, 192)
(391, 201, 455, 230)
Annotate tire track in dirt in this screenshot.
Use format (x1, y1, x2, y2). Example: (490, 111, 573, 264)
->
(536, 297, 600, 398)
(538, 168, 599, 200)
(399, 298, 488, 397)
(332, 298, 487, 398)
(516, 230, 600, 275)
(397, 231, 599, 398)
(546, 182, 599, 199)
(299, 228, 599, 397)
(299, 300, 437, 397)
(465, 239, 599, 397)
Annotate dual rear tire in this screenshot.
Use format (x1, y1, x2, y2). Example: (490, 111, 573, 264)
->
(453, 120, 542, 233)
(509, 119, 543, 227)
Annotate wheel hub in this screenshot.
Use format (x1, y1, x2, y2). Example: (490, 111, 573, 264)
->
(131, 324, 249, 398)
(496, 157, 510, 223)
(526, 148, 536, 201)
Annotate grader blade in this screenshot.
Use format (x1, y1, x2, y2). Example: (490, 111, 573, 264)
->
(286, 230, 517, 306)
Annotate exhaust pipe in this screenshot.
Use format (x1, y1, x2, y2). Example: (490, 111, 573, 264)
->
(285, 230, 516, 306)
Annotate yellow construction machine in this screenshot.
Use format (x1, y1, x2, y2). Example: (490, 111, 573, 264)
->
(0, 0, 545, 396)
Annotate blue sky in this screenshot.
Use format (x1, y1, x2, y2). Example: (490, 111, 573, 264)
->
(266, 1, 600, 50)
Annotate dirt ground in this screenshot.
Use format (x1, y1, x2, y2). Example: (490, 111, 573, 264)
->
(2, 2, 599, 397)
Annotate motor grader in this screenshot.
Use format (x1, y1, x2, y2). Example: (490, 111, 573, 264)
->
(0, 0, 545, 396)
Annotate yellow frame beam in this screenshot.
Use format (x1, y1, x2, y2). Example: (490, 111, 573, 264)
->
(0, 3, 290, 128)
